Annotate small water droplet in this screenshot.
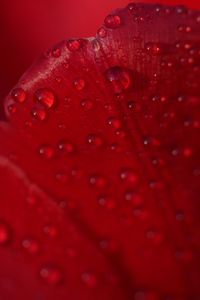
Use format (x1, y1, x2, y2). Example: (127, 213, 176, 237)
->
(35, 89, 56, 108)
(81, 271, 98, 288)
(87, 134, 104, 147)
(120, 168, 139, 184)
(98, 195, 116, 209)
(104, 14, 121, 29)
(145, 43, 162, 55)
(22, 238, 40, 255)
(0, 221, 11, 246)
(52, 47, 61, 58)
(43, 224, 58, 238)
(73, 78, 86, 90)
(11, 88, 26, 103)
(40, 265, 63, 285)
(127, 2, 137, 12)
(80, 99, 94, 111)
(105, 66, 131, 93)
(97, 27, 107, 38)
(7, 104, 17, 114)
(89, 174, 107, 188)
(58, 140, 75, 154)
(107, 117, 121, 129)
(66, 39, 81, 51)
(31, 107, 47, 121)
(39, 145, 55, 159)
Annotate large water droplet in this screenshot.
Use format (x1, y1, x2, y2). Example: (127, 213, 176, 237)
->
(104, 14, 121, 29)
(35, 89, 56, 108)
(11, 88, 26, 103)
(105, 66, 131, 93)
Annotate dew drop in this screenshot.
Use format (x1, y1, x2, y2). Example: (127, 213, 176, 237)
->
(58, 140, 75, 154)
(73, 78, 86, 90)
(35, 89, 56, 108)
(22, 238, 40, 255)
(97, 27, 107, 38)
(80, 99, 94, 111)
(107, 117, 121, 129)
(87, 134, 104, 147)
(39, 145, 55, 159)
(0, 221, 11, 246)
(31, 107, 47, 121)
(7, 104, 17, 114)
(52, 48, 61, 58)
(105, 66, 131, 93)
(89, 174, 107, 188)
(127, 2, 137, 11)
(81, 271, 98, 288)
(66, 39, 81, 51)
(98, 195, 116, 210)
(104, 14, 121, 29)
(145, 43, 162, 55)
(40, 265, 63, 285)
(11, 88, 26, 103)
(120, 168, 139, 184)
(43, 224, 58, 238)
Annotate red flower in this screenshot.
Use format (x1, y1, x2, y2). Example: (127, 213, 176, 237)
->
(0, 1, 200, 300)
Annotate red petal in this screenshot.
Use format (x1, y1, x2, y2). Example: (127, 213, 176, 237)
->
(1, 3, 200, 299)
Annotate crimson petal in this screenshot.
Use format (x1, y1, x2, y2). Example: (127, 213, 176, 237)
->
(0, 3, 200, 299)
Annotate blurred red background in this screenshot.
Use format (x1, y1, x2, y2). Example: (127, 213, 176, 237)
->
(0, 0, 200, 98)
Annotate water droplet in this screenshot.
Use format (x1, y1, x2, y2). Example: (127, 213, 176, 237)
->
(43, 224, 58, 238)
(81, 271, 98, 288)
(97, 27, 107, 38)
(58, 140, 75, 154)
(104, 14, 121, 29)
(105, 66, 131, 93)
(7, 104, 17, 114)
(40, 265, 63, 285)
(87, 134, 104, 147)
(0, 221, 11, 246)
(11, 88, 26, 103)
(127, 2, 137, 12)
(89, 174, 107, 188)
(98, 195, 116, 210)
(80, 99, 94, 111)
(120, 168, 139, 184)
(73, 78, 86, 90)
(52, 47, 61, 58)
(107, 117, 121, 129)
(66, 39, 81, 51)
(39, 145, 55, 159)
(35, 89, 56, 108)
(145, 43, 162, 55)
(31, 107, 47, 121)
(22, 238, 40, 255)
